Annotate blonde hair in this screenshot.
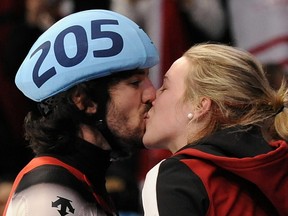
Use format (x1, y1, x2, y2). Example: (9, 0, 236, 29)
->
(183, 43, 288, 142)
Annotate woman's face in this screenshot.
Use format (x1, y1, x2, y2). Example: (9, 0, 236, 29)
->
(143, 57, 192, 153)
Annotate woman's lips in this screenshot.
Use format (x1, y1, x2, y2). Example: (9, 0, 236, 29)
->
(144, 113, 149, 119)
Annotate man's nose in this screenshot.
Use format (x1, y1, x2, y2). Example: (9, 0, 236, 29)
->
(142, 79, 156, 103)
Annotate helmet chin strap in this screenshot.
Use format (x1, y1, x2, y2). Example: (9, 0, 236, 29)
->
(95, 119, 133, 161)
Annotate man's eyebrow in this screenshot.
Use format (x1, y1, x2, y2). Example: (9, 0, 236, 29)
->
(134, 69, 149, 76)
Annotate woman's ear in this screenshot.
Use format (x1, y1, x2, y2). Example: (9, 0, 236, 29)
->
(193, 97, 211, 119)
(72, 93, 97, 114)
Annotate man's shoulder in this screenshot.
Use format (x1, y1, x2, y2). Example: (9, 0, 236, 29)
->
(7, 182, 105, 216)
(16, 164, 95, 201)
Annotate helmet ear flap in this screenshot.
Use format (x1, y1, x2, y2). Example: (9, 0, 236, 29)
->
(37, 94, 66, 116)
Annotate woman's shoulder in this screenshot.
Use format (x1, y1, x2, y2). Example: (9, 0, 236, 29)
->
(143, 157, 209, 215)
(145, 156, 202, 183)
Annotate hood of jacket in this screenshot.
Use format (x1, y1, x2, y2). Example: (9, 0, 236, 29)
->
(177, 126, 288, 215)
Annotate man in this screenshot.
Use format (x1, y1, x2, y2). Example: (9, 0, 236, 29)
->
(4, 9, 159, 216)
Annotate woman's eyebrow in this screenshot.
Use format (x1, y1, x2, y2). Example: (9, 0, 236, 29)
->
(163, 75, 169, 83)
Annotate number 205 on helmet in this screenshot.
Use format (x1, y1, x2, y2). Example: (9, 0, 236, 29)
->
(15, 9, 159, 102)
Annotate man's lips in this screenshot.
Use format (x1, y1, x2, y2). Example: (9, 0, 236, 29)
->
(143, 104, 152, 120)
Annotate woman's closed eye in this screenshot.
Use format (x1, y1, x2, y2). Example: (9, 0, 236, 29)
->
(158, 85, 167, 94)
(159, 86, 166, 92)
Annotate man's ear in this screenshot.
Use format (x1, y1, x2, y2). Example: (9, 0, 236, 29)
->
(72, 93, 98, 114)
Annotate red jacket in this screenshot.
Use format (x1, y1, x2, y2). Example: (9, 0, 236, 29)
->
(177, 140, 287, 216)
(142, 127, 288, 216)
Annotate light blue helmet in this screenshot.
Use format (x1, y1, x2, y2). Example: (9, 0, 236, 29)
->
(15, 9, 159, 102)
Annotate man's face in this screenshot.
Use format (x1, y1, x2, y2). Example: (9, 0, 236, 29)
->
(106, 69, 156, 151)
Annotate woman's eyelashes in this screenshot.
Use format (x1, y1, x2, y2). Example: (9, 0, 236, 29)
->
(159, 84, 167, 93)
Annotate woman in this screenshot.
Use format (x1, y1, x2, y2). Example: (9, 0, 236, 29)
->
(142, 44, 288, 216)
